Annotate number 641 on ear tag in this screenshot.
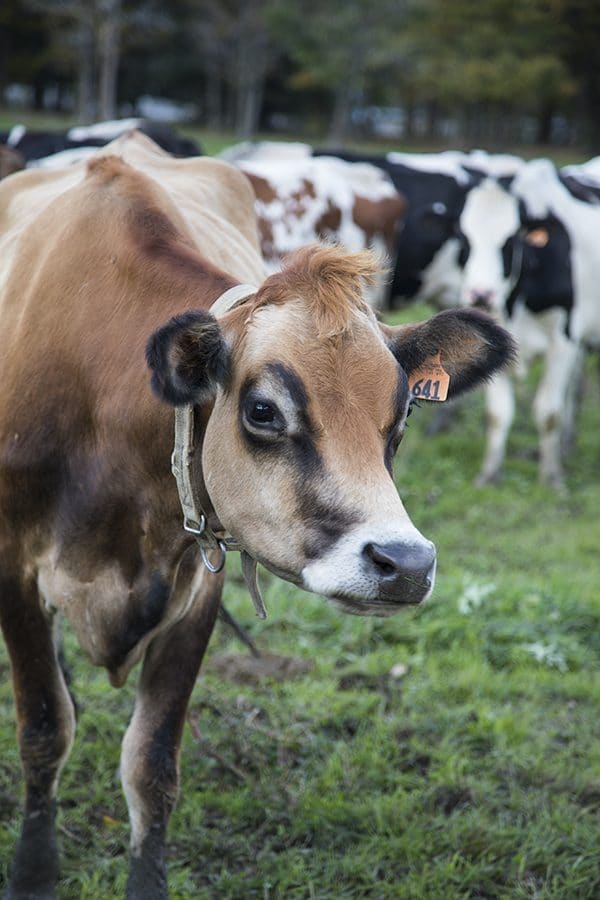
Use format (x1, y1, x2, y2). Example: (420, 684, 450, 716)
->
(408, 351, 450, 402)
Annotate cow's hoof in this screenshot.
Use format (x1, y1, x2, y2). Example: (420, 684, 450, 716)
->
(474, 471, 501, 487)
(542, 472, 567, 493)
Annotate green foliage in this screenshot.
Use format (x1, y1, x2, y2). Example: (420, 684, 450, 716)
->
(269, 0, 405, 91)
(398, 0, 576, 110)
(2, 0, 600, 143)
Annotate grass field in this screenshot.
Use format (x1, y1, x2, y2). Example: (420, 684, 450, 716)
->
(0, 107, 592, 166)
(0, 302, 598, 898)
(0, 112, 598, 897)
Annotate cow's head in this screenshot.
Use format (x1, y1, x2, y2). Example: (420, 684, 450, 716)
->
(458, 178, 522, 312)
(459, 166, 575, 320)
(147, 245, 514, 616)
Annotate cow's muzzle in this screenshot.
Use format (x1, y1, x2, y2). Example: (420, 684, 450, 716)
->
(363, 539, 436, 606)
(327, 539, 437, 616)
(468, 289, 495, 312)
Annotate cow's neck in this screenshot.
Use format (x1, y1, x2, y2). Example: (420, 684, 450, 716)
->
(170, 281, 267, 617)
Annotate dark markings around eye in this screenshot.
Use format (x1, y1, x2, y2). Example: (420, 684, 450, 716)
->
(238, 362, 322, 474)
(384, 366, 411, 475)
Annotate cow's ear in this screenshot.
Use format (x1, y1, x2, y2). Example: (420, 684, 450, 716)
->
(382, 309, 516, 400)
(146, 310, 230, 406)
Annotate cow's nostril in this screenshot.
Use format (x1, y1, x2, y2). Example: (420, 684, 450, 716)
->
(361, 540, 437, 605)
(363, 541, 436, 580)
(363, 542, 398, 577)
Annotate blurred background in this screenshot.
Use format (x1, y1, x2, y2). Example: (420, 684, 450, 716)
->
(1, 0, 600, 155)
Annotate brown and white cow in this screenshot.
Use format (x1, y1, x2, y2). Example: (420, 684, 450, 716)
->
(237, 155, 407, 308)
(0, 131, 514, 898)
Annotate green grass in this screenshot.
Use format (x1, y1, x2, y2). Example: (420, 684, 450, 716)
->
(0, 107, 591, 165)
(0, 319, 599, 898)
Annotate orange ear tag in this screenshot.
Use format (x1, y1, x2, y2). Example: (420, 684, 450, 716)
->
(408, 351, 450, 402)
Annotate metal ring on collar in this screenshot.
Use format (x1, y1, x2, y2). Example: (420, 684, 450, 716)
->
(183, 514, 207, 537)
(201, 540, 227, 574)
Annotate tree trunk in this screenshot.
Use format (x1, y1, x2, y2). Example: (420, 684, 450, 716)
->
(582, 86, 600, 151)
(205, 72, 223, 129)
(234, 36, 266, 137)
(98, 0, 122, 121)
(326, 83, 353, 145)
(33, 78, 45, 111)
(236, 78, 263, 137)
(202, 41, 223, 129)
(77, 19, 96, 124)
(535, 105, 552, 145)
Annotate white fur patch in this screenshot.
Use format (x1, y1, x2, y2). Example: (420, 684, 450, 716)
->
(301, 522, 436, 605)
(460, 179, 521, 309)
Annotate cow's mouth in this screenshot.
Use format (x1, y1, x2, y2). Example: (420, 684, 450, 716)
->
(325, 592, 426, 617)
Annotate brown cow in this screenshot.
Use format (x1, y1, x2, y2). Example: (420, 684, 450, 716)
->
(0, 131, 514, 898)
(237, 154, 406, 308)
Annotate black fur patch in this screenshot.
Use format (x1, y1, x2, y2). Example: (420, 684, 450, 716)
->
(268, 363, 322, 474)
(7, 798, 59, 898)
(509, 217, 574, 325)
(126, 822, 168, 900)
(146, 310, 229, 406)
(501, 235, 514, 279)
(384, 367, 410, 475)
(238, 362, 322, 474)
(559, 173, 600, 204)
(106, 573, 170, 673)
(300, 484, 362, 560)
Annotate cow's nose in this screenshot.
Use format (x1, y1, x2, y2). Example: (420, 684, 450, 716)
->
(469, 289, 494, 311)
(362, 540, 436, 605)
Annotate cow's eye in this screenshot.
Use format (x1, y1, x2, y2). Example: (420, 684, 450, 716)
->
(243, 397, 285, 437)
(250, 401, 276, 424)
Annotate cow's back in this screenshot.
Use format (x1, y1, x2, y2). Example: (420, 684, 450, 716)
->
(0, 133, 265, 603)
(0, 131, 264, 293)
(0, 133, 265, 444)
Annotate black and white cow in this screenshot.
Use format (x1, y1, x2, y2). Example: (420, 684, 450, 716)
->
(67, 119, 201, 157)
(560, 155, 600, 202)
(457, 158, 600, 486)
(381, 151, 477, 306)
(313, 148, 524, 308)
(1, 119, 201, 166)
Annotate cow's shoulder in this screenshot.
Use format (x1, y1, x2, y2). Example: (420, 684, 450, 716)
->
(0, 146, 263, 455)
(102, 132, 260, 245)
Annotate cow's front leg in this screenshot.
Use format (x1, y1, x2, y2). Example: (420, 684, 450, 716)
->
(121, 570, 223, 900)
(476, 372, 515, 485)
(0, 576, 76, 900)
(560, 347, 585, 459)
(534, 334, 581, 488)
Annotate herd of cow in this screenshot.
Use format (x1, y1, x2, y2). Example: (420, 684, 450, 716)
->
(4, 119, 597, 487)
(221, 138, 600, 489)
(0, 119, 589, 897)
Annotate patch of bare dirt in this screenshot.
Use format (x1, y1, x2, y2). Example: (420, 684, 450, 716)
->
(207, 653, 313, 685)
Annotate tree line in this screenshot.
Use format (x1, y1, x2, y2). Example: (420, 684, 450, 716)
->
(1, 0, 599, 148)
